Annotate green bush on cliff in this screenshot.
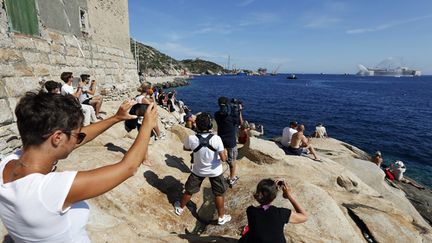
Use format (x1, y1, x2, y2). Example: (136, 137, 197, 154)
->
(130, 38, 225, 74)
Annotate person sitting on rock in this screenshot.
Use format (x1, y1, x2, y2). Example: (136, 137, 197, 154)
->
(287, 124, 320, 161)
(390, 161, 425, 189)
(184, 107, 195, 130)
(249, 123, 264, 137)
(167, 92, 178, 113)
(157, 88, 166, 106)
(135, 83, 166, 140)
(238, 121, 250, 144)
(79, 74, 104, 119)
(312, 122, 328, 138)
(0, 91, 157, 242)
(174, 113, 232, 225)
(239, 179, 308, 243)
(44, 80, 61, 94)
(280, 121, 298, 148)
(371, 151, 383, 167)
(60, 72, 97, 126)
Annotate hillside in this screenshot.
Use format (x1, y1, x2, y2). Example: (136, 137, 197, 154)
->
(130, 39, 225, 76)
(181, 59, 225, 75)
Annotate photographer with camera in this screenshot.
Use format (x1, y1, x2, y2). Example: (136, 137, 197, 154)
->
(0, 91, 158, 242)
(249, 123, 264, 137)
(79, 74, 104, 119)
(214, 97, 243, 187)
(174, 113, 232, 225)
(239, 179, 308, 243)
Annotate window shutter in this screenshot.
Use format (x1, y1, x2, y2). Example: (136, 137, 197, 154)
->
(5, 0, 39, 36)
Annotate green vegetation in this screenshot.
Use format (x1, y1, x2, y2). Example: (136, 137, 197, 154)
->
(130, 39, 225, 75)
(181, 59, 225, 74)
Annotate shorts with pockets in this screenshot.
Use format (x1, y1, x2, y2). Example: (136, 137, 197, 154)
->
(226, 146, 238, 165)
(184, 173, 227, 196)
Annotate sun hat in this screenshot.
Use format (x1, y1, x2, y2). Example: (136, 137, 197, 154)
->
(394, 160, 405, 168)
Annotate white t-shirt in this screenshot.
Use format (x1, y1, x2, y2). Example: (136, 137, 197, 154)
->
(281, 127, 298, 147)
(0, 151, 90, 243)
(184, 133, 225, 177)
(79, 85, 91, 103)
(61, 83, 75, 96)
(315, 126, 327, 138)
(249, 129, 261, 137)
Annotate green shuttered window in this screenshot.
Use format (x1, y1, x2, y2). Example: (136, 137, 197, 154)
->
(5, 0, 39, 36)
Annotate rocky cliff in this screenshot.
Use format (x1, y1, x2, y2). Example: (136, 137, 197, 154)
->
(130, 39, 225, 76)
(1, 101, 431, 242)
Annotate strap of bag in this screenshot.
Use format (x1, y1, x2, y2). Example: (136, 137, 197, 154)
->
(192, 133, 216, 152)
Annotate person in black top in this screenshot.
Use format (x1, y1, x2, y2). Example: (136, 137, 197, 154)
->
(239, 179, 308, 243)
(214, 97, 242, 187)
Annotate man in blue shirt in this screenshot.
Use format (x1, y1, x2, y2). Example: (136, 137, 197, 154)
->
(214, 97, 242, 187)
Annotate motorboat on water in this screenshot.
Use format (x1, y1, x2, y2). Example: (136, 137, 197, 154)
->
(287, 74, 297, 79)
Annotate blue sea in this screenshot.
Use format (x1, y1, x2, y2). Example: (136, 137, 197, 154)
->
(173, 74, 432, 187)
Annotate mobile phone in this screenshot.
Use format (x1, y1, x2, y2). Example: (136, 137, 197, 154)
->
(277, 181, 284, 187)
(135, 104, 149, 116)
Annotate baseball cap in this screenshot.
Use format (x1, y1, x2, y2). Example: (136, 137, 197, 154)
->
(289, 121, 298, 126)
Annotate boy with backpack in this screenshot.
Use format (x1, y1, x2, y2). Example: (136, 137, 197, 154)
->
(174, 113, 232, 225)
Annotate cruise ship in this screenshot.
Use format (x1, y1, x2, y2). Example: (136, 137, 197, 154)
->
(357, 58, 421, 77)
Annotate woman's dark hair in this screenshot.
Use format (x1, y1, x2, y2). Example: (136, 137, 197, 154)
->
(80, 74, 90, 82)
(196, 113, 212, 132)
(60, 72, 73, 83)
(15, 91, 84, 147)
(44, 80, 61, 93)
(254, 179, 278, 205)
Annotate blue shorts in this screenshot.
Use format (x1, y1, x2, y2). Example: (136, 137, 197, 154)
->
(287, 146, 308, 156)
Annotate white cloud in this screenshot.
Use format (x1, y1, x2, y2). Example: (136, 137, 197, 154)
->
(238, 12, 280, 27)
(147, 42, 226, 60)
(304, 16, 340, 28)
(347, 14, 432, 34)
(163, 12, 279, 41)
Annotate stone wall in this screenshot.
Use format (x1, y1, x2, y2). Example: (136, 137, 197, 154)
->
(0, 0, 138, 156)
(87, 0, 131, 52)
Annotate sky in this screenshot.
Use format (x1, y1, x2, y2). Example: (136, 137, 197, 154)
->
(128, 0, 432, 74)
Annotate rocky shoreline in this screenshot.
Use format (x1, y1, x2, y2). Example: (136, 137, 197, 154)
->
(2, 99, 430, 242)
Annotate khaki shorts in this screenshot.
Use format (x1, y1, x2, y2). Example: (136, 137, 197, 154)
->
(184, 173, 227, 196)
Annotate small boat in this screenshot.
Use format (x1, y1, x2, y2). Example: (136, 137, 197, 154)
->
(287, 74, 297, 79)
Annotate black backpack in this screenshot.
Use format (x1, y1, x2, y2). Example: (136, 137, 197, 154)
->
(190, 133, 216, 164)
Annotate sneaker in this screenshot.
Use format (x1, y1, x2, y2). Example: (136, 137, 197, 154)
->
(229, 176, 240, 188)
(174, 201, 183, 216)
(218, 214, 232, 225)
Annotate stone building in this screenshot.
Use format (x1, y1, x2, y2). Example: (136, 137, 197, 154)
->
(0, 0, 138, 156)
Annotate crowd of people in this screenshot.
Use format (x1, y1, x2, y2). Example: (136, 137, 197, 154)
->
(0, 71, 425, 242)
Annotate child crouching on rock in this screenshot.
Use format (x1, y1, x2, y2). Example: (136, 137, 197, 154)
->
(239, 179, 308, 243)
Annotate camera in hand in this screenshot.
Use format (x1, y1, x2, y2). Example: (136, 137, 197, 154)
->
(230, 98, 244, 114)
(277, 180, 284, 187)
(135, 104, 149, 117)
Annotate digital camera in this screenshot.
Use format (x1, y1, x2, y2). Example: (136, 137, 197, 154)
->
(230, 98, 244, 113)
